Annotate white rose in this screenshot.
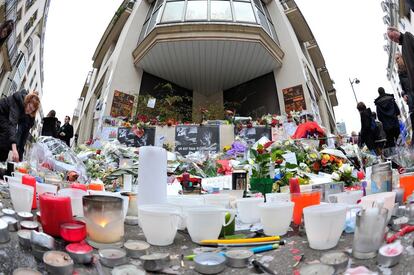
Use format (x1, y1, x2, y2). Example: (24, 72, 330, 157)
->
(332, 172, 341, 181)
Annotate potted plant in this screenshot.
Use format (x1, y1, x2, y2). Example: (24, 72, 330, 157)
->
(249, 143, 274, 195)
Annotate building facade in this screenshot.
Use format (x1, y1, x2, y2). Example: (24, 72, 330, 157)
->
(0, 0, 50, 135)
(75, 0, 338, 144)
(383, 0, 413, 131)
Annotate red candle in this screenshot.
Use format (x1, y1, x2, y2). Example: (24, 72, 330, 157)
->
(70, 183, 87, 192)
(60, 221, 87, 243)
(289, 178, 301, 194)
(39, 193, 73, 237)
(22, 175, 37, 209)
(66, 242, 93, 254)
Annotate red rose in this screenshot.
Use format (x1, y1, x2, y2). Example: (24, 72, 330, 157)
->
(313, 162, 321, 172)
(246, 122, 253, 128)
(271, 119, 278, 127)
(257, 148, 264, 154)
(275, 159, 283, 165)
(321, 159, 328, 166)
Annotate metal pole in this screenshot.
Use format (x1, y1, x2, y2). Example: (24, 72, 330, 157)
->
(349, 78, 358, 104)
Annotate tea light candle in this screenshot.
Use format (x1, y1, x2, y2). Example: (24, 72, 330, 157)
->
(60, 221, 87, 243)
(39, 193, 73, 237)
(22, 175, 37, 209)
(31, 230, 55, 250)
(17, 211, 34, 221)
(65, 242, 93, 264)
(99, 248, 127, 267)
(31, 243, 50, 261)
(0, 219, 10, 243)
(1, 216, 18, 232)
(2, 208, 16, 217)
(124, 240, 150, 258)
(20, 221, 39, 231)
(12, 268, 42, 275)
(17, 229, 32, 248)
(43, 251, 74, 275)
(320, 251, 349, 272)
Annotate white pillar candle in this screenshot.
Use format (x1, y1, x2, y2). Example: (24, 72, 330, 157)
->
(138, 146, 167, 206)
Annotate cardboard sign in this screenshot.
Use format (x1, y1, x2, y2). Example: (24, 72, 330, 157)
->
(282, 85, 306, 114)
(110, 90, 135, 118)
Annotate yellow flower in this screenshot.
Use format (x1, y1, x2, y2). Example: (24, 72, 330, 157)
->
(322, 154, 331, 161)
(338, 161, 343, 167)
(223, 145, 231, 152)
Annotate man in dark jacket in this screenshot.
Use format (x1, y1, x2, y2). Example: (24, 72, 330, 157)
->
(357, 102, 376, 152)
(58, 116, 74, 146)
(374, 87, 401, 148)
(0, 89, 40, 162)
(388, 28, 414, 91)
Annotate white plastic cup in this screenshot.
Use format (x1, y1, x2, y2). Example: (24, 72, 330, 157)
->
(167, 196, 205, 230)
(58, 188, 87, 217)
(185, 206, 236, 243)
(236, 197, 263, 224)
(258, 201, 294, 236)
(9, 182, 34, 213)
(328, 190, 363, 205)
(265, 193, 290, 203)
(204, 194, 231, 208)
(303, 204, 348, 250)
(138, 204, 181, 246)
(3, 176, 22, 185)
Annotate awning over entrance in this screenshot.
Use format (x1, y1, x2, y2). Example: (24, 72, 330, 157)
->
(133, 24, 284, 92)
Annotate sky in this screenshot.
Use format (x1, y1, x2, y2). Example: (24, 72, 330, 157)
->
(42, 0, 392, 133)
(42, 0, 123, 123)
(296, 0, 394, 134)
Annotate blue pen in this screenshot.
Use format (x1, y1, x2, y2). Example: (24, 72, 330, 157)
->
(250, 243, 279, 254)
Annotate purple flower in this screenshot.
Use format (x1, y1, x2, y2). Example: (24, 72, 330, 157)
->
(226, 141, 247, 157)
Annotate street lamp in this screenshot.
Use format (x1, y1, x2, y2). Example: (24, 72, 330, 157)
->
(349, 77, 360, 104)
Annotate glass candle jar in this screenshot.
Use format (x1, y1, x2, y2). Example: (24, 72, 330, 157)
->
(83, 195, 124, 244)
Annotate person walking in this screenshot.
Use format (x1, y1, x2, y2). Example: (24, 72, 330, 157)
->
(41, 110, 58, 137)
(357, 102, 376, 153)
(374, 87, 401, 148)
(0, 90, 40, 162)
(58, 116, 73, 146)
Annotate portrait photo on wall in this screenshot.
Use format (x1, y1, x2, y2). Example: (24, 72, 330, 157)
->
(282, 84, 306, 113)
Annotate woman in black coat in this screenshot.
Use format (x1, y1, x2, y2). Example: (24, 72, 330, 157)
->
(41, 110, 58, 137)
(357, 102, 376, 152)
(0, 90, 40, 162)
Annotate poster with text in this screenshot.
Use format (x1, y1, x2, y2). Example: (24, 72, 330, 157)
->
(110, 90, 135, 119)
(235, 126, 271, 146)
(282, 85, 306, 114)
(175, 125, 220, 156)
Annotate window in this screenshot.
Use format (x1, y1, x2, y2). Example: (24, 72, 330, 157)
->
(161, 1, 184, 22)
(211, 1, 232, 21)
(233, 1, 256, 22)
(25, 0, 35, 11)
(17, 8, 22, 21)
(186, 1, 208, 20)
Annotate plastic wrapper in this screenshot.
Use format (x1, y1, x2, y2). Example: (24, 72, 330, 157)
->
(28, 137, 88, 183)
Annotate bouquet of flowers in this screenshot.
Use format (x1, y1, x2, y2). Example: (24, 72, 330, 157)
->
(331, 163, 357, 187)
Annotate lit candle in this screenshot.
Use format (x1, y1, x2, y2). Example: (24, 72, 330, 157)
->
(99, 248, 127, 267)
(20, 221, 40, 231)
(22, 175, 37, 209)
(60, 221, 86, 243)
(0, 219, 10, 243)
(43, 251, 74, 275)
(65, 242, 93, 264)
(83, 195, 124, 244)
(39, 193, 73, 237)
